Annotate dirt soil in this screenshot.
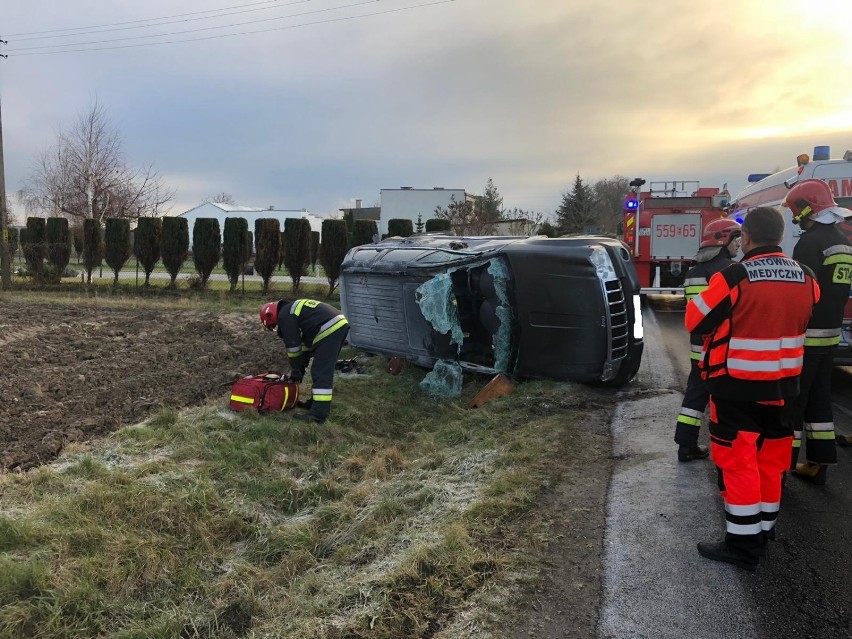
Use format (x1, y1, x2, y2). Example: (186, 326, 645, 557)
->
(0, 299, 616, 639)
(0, 300, 281, 471)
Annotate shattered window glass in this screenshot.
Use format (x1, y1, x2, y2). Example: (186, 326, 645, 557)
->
(419, 360, 464, 397)
(488, 259, 513, 372)
(415, 274, 465, 345)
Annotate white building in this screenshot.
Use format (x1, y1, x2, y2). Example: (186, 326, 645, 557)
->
(178, 202, 325, 247)
(378, 187, 475, 236)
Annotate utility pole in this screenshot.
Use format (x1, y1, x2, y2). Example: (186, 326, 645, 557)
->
(0, 39, 10, 290)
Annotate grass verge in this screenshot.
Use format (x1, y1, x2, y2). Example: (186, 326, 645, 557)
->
(0, 354, 614, 638)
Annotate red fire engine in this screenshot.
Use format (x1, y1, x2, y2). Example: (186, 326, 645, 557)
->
(622, 178, 731, 293)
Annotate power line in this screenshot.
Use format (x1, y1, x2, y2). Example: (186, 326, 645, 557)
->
(12, 0, 312, 43)
(6, 0, 380, 52)
(4, 0, 455, 57)
(5, 0, 284, 37)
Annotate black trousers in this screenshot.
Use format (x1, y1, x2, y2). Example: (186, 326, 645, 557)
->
(306, 326, 349, 420)
(675, 360, 709, 447)
(791, 348, 837, 467)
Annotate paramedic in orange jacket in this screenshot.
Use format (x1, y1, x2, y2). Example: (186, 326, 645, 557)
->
(685, 207, 819, 570)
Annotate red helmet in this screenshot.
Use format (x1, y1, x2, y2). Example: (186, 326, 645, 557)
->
(784, 179, 842, 224)
(700, 218, 741, 249)
(260, 301, 278, 330)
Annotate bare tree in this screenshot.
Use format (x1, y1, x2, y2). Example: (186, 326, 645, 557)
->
(503, 207, 546, 235)
(18, 99, 174, 223)
(205, 192, 236, 205)
(434, 195, 492, 235)
(592, 175, 630, 236)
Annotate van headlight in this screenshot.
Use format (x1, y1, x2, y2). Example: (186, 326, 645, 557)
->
(589, 248, 617, 281)
(632, 294, 644, 340)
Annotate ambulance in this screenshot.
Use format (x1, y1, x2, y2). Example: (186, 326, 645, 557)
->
(728, 145, 852, 365)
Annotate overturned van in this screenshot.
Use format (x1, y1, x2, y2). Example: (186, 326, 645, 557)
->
(338, 234, 644, 386)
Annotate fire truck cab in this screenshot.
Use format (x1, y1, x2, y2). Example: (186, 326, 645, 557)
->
(729, 145, 852, 365)
(622, 179, 730, 294)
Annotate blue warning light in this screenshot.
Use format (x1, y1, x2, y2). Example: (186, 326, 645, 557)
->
(624, 194, 639, 211)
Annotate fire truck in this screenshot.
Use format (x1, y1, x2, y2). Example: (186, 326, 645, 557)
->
(729, 145, 852, 365)
(622, 178, 731, 294)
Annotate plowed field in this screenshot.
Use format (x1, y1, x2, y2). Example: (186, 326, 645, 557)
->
(0, 300, 281, 470)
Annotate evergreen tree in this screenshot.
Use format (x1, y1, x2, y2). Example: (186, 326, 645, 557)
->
(46, 217, 71, 283)
(538, 221, 558, 237)
(415, 213, 424, 233)
(82, 218, 103, 285)
(192, 218, 221, 288)
(352, 219, 377, 246)
(556, 174, 597, 235)
(134, 217, 162, 287)
(319, 219, 349, 296)
(425, 218, 452, 233)
(23, 217, 46, 282)
(479, 178, 504, 222)
(223, 217, 249, 293)
(105, 218, 131, 286)
(161, 217, 189, 287)
(387, 218, 413, 238)
(254, 218, 281, 295)
(284, 218, 311, 292)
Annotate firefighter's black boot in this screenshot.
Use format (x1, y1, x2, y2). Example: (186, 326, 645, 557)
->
(678, 444, 709, 462)
(837, 434, 852, 448)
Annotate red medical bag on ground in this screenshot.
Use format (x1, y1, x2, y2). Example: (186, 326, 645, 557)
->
(229, 373, 300, 413)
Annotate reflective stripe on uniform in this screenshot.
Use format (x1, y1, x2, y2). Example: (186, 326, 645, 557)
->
(727, 357, 804, 373)
(805, 421, 836, 440)
(314, 315, 348, 344)
(677, 407, 703, 427)
(312, 387, 333, 402)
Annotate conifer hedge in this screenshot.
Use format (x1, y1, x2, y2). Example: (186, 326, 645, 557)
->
(284, 218, 311, 292)
(352, 219, 377, 247)
(254, 218, 280, 295)
(23, 217, 46, 282)
(134, 217, 162, 287)
(387, 218, 413, 238)
(82, 218, 103, 285)
(105, 218, 131, 286)
(192, 218, 220, 288)
(7, 227, 18, 259)
(223, 217, 249, 293)
(320, 219, 349, 295)
(425, 218, 452, 233)
(46, 217, 71, 283)
(162, 217, 189, 287)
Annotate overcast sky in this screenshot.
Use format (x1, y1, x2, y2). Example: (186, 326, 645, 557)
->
(2, 0, 851, 221)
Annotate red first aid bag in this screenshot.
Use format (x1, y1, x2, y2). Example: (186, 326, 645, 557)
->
(229, 373, 300, 412)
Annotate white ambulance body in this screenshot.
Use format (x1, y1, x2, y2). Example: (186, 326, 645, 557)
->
(729, 145, 852, 364)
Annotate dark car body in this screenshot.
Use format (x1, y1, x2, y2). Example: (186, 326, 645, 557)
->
(339, 234, 644, 385)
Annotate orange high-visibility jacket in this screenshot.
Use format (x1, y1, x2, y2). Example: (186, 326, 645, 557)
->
(685, 246, 820, 401)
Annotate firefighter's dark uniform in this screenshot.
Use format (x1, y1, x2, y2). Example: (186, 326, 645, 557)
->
(276, 299, 349, 422)
(675, 249, 737, 453)
(686, 247, 819, 566)
(790, 222, 852, 474)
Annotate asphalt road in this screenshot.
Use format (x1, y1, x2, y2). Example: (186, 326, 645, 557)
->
(598, 296, 852, 639)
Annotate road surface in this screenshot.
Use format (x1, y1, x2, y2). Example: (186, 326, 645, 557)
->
(598, 296, 852, 638)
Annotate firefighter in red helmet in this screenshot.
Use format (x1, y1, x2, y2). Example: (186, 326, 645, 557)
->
(785, 179, 852, 484)
(674, 218, 741, 462)
(261, 299, 349, 423)
(687, 207, 819, 570)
